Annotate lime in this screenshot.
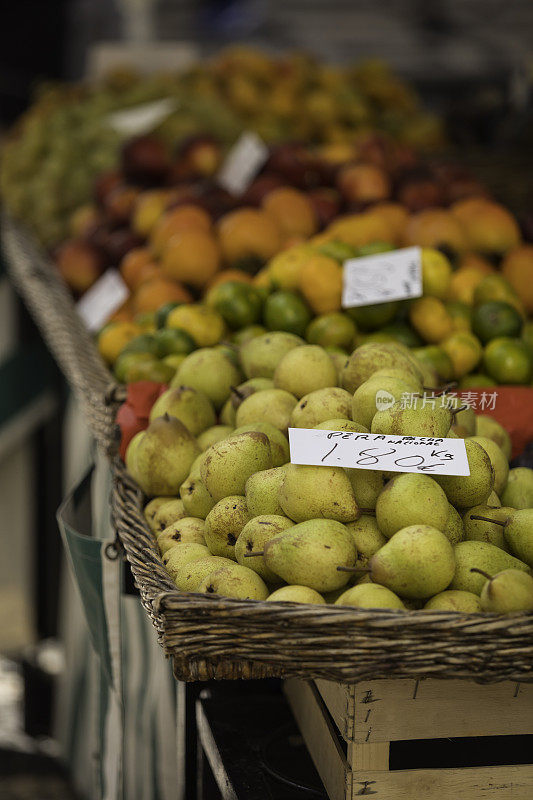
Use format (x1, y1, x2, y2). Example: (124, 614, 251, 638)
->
(484, 337, 533, 384)
(156, 302, 182, 329)
(306, 312, 357, 349)
(413, 345, 454, 382)
(153, 328, 196, 357)
(458, 373, 497, 389)
(446, 301, 472, 331)
(380, 323, 423, 348)
(121, 333, 160, 358)
(162, 353, 187, 372)
(355, 241, 394, 257)
(472, 301, 523, 343)
(345, 301, 399, 331)
(134, 311, 156, 332)
(126, 360, 175, 384)
(114, 352, 156, 383)
(317, 241, 358, 262)
(232, 325, 267, 345)
(473, 274, 522, 310)
(206, 281, 263, 330)
(263, 291, 312, 337)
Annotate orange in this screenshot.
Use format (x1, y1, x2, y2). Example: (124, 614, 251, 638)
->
(217, 207, 282, 265)
(449, 266, 488, 305)
(298, 254, 342, 314)
(97, 321, 141, 365)
(337, 163, 391, 204)
(132, 277, 192, 314)
(207, 269, 254, 290)
(502, 245, 533, 314)
(119, 247, 154, 289)
(262, 187, 317, 239)
(150, 204, 212, 257)
(161, 229, 221, 287)
(457, 252, 495, 274)
(409, 297, 454, 343)
(451, 198, 520, 255)
(403, 209, 467, 253)
(370, 202, 409, 241)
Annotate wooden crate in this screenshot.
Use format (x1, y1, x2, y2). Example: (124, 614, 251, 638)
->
(284, 678, 533, 799)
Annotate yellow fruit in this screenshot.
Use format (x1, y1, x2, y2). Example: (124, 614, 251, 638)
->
(327, 212, 392, 248)
(502, 245, 533, 314)
(161, 229, 221, 287)
(421, 247, 452, 299)
(166, 304, 226, 347)
(97, 322, 141, 365)
(441, 332, 483, 378)
(298, 254, 343, 314)
(409, 297, 454, 344)
(448, 267, 487, 305)
(268, 244, 314, 290)
(262, 187, 317, 239)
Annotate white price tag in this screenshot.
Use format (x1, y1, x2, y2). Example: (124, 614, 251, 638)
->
(288, 428, 470, 477)
(106, 98, 177, 136)
(77, 269, 129, 333)
(342, 246, 422, 308)
(217, 131, 268, 196)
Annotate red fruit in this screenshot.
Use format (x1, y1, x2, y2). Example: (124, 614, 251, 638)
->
(104, 184, 140, 224)
(307, 188, 342, 228)
(55, 239, 104, 294)
(94, 170, 122, 207)
(241, 174, 285, 205)
(122, 135, 170, 184)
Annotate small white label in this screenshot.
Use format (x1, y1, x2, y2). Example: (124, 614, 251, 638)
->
(288, 428, 470, 477)
(342, 246, 422, 308)
(77, 269, 129, 333)
(106, 98, 177, 136)
(217, 131, 268, 196)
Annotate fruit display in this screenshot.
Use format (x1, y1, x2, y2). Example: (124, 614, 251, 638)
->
(125, 336, 533, 614)
(0, 49, 442, 247)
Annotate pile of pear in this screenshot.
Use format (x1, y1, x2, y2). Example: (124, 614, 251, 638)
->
(125, 335, 533, 615)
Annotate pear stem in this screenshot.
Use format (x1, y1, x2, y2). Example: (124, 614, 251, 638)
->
(469, 515, 505, 527)
(230, 386, 245, 400)
(336, 565, 372, 573)
(470, 567, 493, 581)
(244, 551, 264, 558)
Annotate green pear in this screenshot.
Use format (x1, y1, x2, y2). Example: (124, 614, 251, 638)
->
(468, 436, 509, 496)
(173, 555, 235, 591)
(125, 431, 144, 484)
(501, 467, 533, 509)
(273, 345, 337, 398)
(370, 525, 455, 599)
(463, 505, 513, 550)
(149, 386, 216, 435)
(231, 378, 274, 409)
(327, 348, 349, 384)
(375, 474, 449, 538)
(232, 422, 289, 467)
(157, 518, 206, 554)
(345, 516, 388, 568)
(487, 490, 501, 507)
(266, 586, 325, 604)
(152, 499, 187, 532)
(197, 425, 234, 450)
(450, 541, 530, 594)
(290, 388, 353, 428)
(345, 469, 384, 510)
(197, 564, 269, 600)
(334, 584, 406, 610)
(436, 440, 494, 508)
(204, 496, 251, 558)
(245, 467, 287, 516)
(446, 396, 476, 437)
(134, 415, 201, 496)
(235, 389, 298, 434)
(477, 569, 533, 613)
(502, 509, 533, 567)
(341, 342, 423, 393)
(279, 464, 358, 523)
(179, 476, 215, 519)
(172, 348, 243, 409)
(220, 397, 236, 426)
(370, 367, 423, 392)
(239, 332, 303, 379)
(352, 376, 421, 430)
(371, 400, 452, 438)
(144, 497, 181, 533)
(423, 590, 482, 613)
(314, 419, 369, 433)
(263, 519, 356, 591)
(442, 504, 464, 545)
(201, 432, 272, 501)
(189, 451, 208, 480)
(235, 514, 293, 582)
(162, 543, 211, 581)
(475, 415, 512, 460)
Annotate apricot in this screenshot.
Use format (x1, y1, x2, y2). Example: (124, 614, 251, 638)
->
(217, 208, 282, 265)
(150, 204, 212, 257)
(403, 209, 467, 254)
(451, 198, 521, 255)
(132, 190, 169, 238)
(132, 277, 192, 314)
(337, 162, 391, 205)
(119, 247, 154, 289)
(261, 187, 317, 239)
(502, 245, 533, 313)
(161, 229, 221, 288)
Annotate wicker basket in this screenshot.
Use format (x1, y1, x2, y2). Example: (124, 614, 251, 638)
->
(111, 456, 533, 684)
(1, 214, 125, 454)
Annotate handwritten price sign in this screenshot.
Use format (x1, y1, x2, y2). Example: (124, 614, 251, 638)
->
(288, 428, 470, 477)
(217, 131, 268, 196)
(342, 246, 422, 308)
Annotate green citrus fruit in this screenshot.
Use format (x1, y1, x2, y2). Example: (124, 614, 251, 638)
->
(380, 323, 423, 348)
(120, 333, 160, 358)
(472, 301, 523, 343)
(153, 328, 196, 357)
(114, 352, 156, 383)
(345, 301, 399, 331)
(263, 291, 312, 337)
(458, 373, 497, 389)
(206, 281, 263, 330)
(413, 345, 454, 382)
(306, 312, 356, 349)
(317, 241, 358, 262)
(484, 337, 533, 384)
(232, 325, 267, 345)
(355, 241, 394, 257)
(156, 302, 181, 329)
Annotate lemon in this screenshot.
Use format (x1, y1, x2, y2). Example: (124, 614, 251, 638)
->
(167, 304, 226, 347)
(97, 321, 141, 366)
